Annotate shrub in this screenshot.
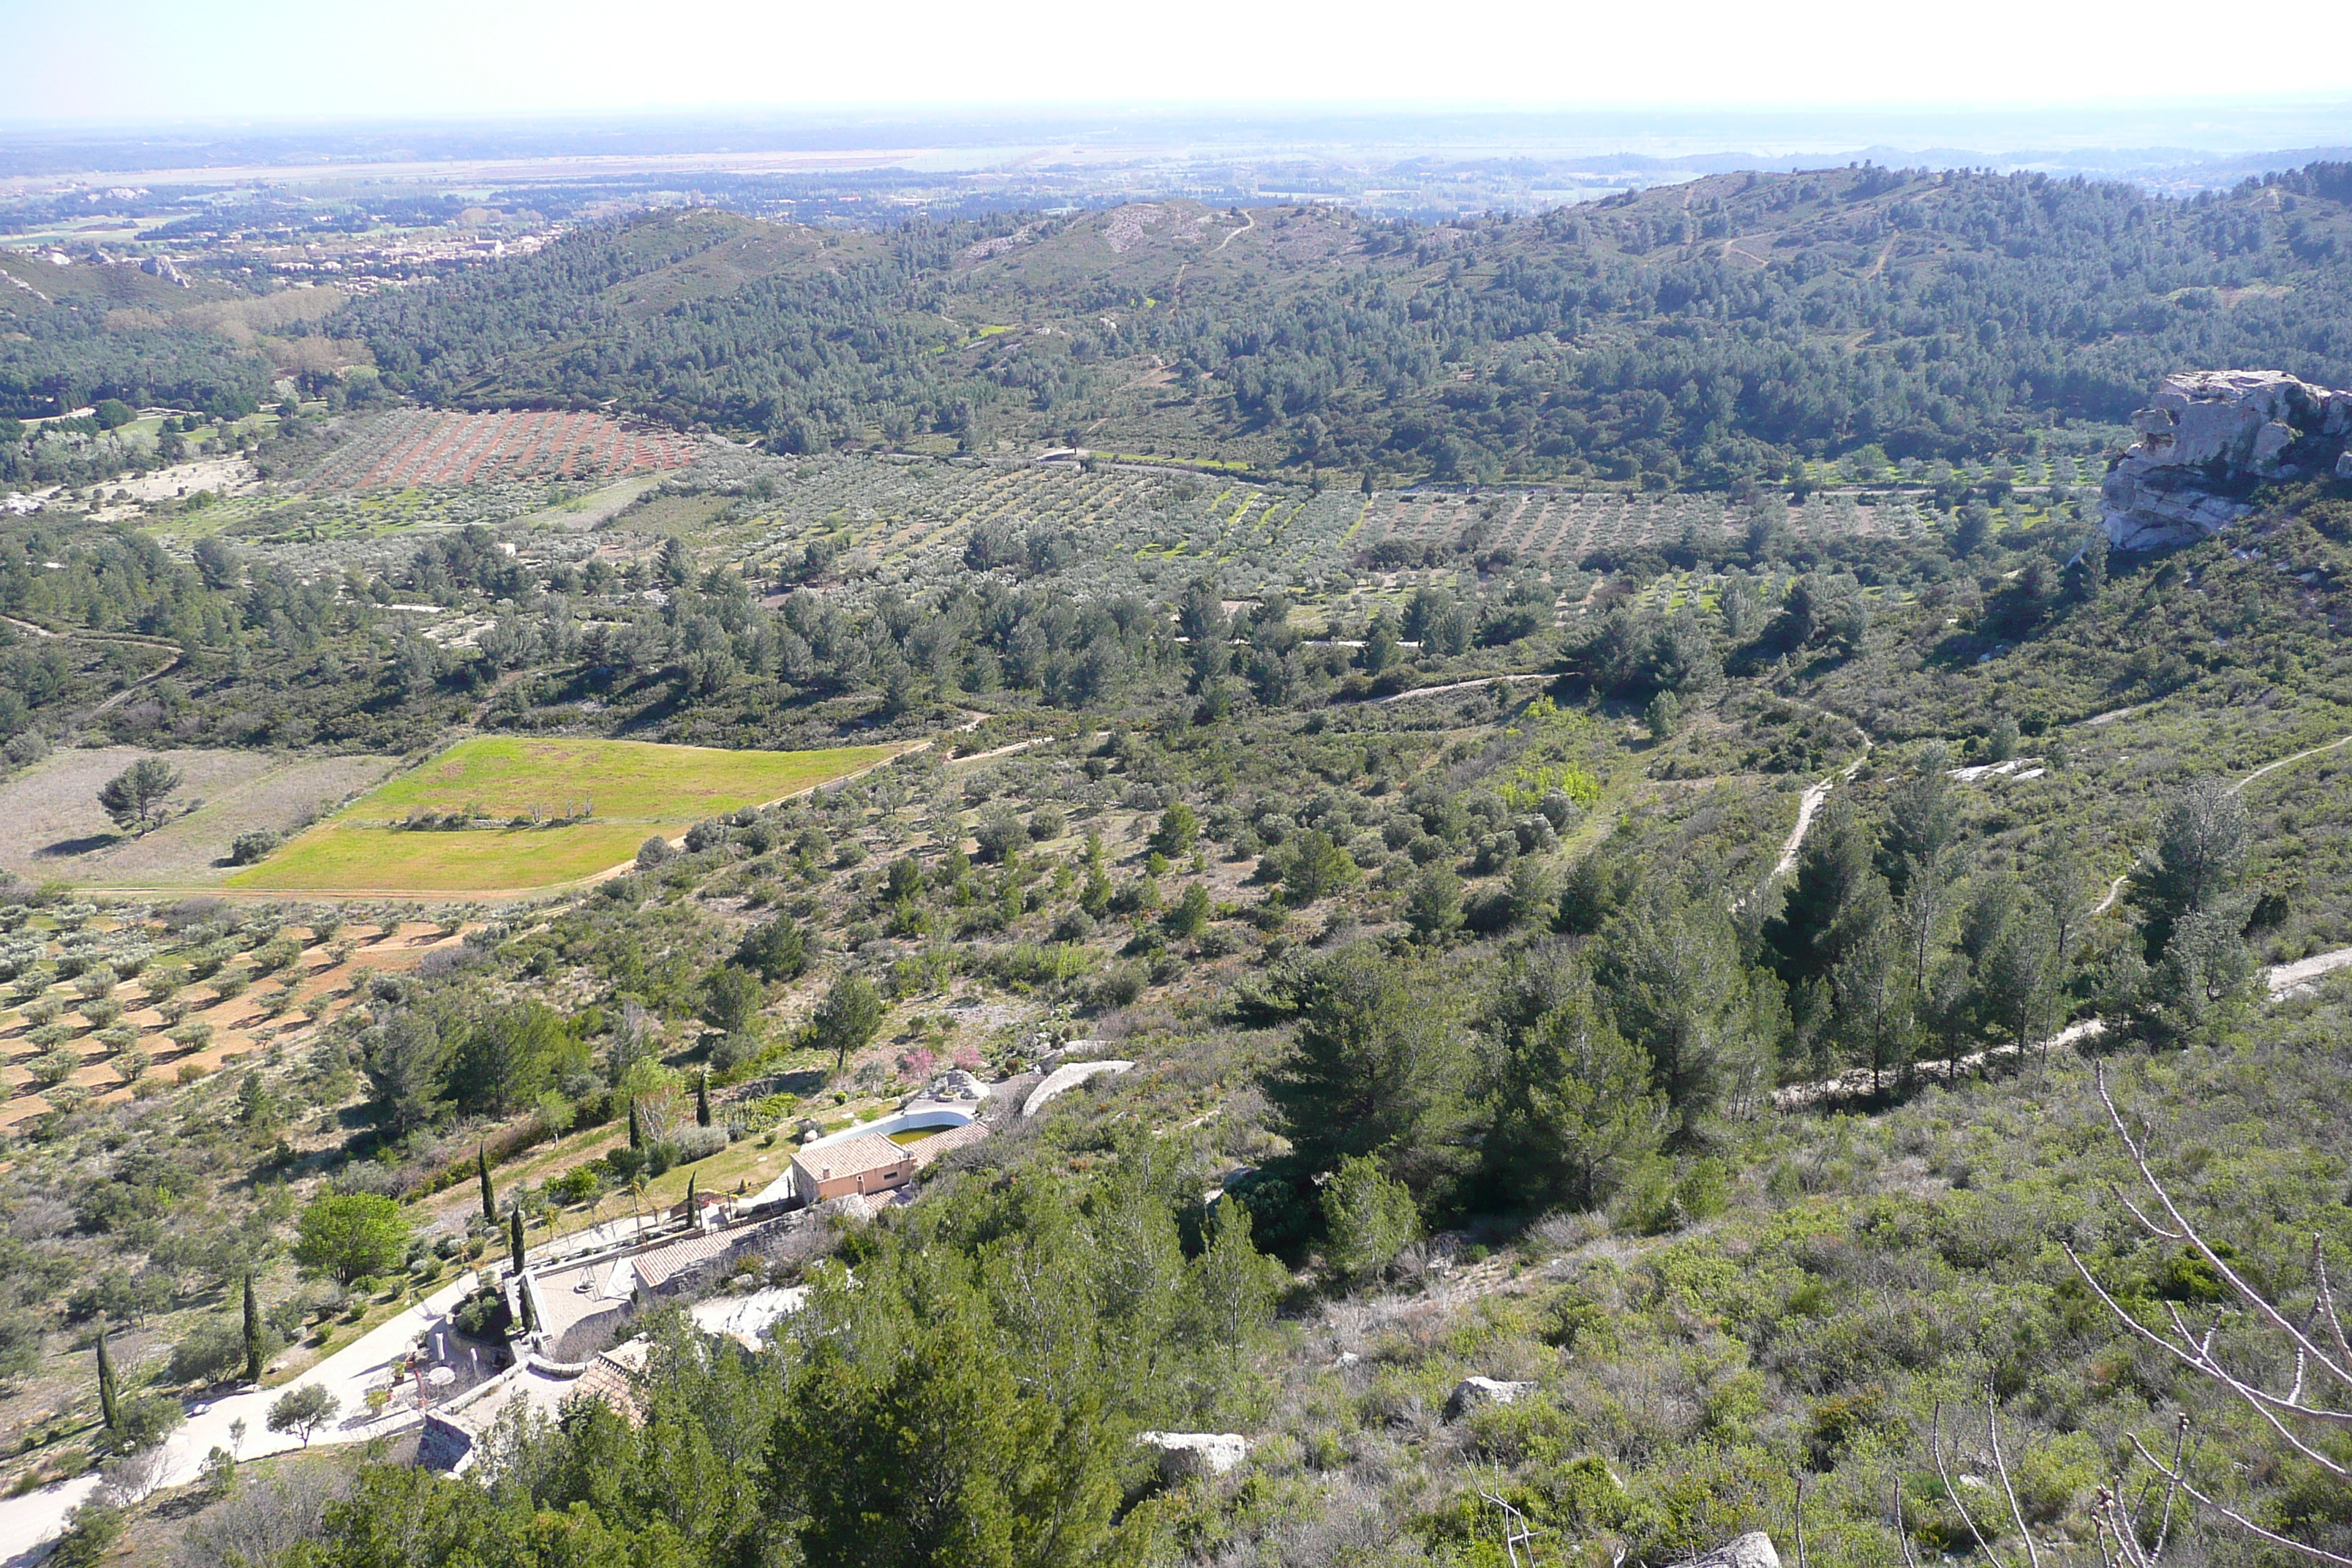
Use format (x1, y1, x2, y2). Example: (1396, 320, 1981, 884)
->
(451, 1288, 510, 1340)
(734, 916, 809, 981)
(972, 806, 1027, 864)
(548, 1166, 603, 1207)
(673, 1125, 728, 1162)
(167, 1316, 252, 1386)
(1088, 964, 1147, 1012)
(228, 830, 280, 866)
(1322, 1155, 1421, 1284)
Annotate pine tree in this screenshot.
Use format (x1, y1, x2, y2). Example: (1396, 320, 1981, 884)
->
(477, 1143, 495, 1226)
(696, 1070, 711, 1128)
(242, 1273, 265, 1384)
(96, 1324, 119, 1436)
(508, 1206, 526, 1275)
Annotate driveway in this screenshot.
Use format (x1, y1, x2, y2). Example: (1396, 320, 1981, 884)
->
(0, 1277, 474, 1564)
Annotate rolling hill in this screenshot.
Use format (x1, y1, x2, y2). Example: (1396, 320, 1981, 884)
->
(327, 162, 2352, 485)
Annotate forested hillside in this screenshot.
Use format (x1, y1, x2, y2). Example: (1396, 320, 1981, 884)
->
(324, 162, 2352, 486)
(12, 470, 2352, 1565)
(13, 145, 2352, 1568)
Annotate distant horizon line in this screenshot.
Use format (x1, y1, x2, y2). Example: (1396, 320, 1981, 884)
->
(6, 95, 2352, 135)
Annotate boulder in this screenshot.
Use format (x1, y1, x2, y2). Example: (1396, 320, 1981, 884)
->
(1445, 1376, 1536, 1419)
(1678, 1532, 1783, 1568)
(1137, 1431, 1248, 1480)
(2103, 370, 2352, 550)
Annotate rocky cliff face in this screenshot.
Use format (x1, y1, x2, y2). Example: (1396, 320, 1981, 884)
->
(2102, 370, 2352, 550)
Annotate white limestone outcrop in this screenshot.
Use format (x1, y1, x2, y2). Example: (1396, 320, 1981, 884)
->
(2103, 370, 2352, 550)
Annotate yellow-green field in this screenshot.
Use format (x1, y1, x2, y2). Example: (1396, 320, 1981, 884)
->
(228, 736, 898, 894)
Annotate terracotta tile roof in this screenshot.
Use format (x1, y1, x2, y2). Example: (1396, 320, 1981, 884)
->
(572, 1339, 649, 1426)
(908, 1120, 992, 1169)
(627, 1227, 744, 1293)
(793, 1133, 913, 1183)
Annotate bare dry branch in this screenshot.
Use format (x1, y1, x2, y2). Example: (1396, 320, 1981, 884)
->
(1891, 1480, 1923, 1568)
(1986, 1383, 2043, 1568)
(2095, 1066, 2352, 1392)
(1929, 1401, 2004, 1564)
(2125, 1433, 2352, 1567)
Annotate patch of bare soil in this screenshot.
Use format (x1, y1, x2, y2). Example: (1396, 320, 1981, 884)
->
(0, 748, 399, 887)
(102, 452, 262, 505)
(0, 922, 467, 1132)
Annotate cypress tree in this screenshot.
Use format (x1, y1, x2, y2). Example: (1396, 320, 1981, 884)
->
(242, 1273, 265, 1384)
(627, 1098, 643, 1151)
(508, 1206, 526, 1274)
(477, 1143, 495, 1226)
(96, 1324, 118, 1435)
(685, 1172, 698, 1223)
(696, 1070, 711, 1127)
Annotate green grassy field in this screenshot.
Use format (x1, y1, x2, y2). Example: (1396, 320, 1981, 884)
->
(339, 736, 897, 823)
(228, 736, 898, 892)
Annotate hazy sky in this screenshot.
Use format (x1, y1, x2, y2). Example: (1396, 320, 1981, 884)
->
(7, 0, 2350, 123)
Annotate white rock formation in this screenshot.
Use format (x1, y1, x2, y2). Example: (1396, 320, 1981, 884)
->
(2103, 370, 2352, 550)
(1022, 1059, 1133, 1117)
(1137, 1431, 1248, 1479)
(1444, 1376, 1537, 1419)
(1678, 1532, 1782, 1568)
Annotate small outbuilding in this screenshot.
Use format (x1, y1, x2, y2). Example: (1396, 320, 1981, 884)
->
(789, 1133, 918, 1203)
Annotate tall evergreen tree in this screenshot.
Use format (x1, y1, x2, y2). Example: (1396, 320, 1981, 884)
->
(96, 1324, 118, 1436)
(1594, 882, 1770, 1142)
(508, 1206, 526, 1275)
(1261, 946, 1471, 1200)
(1475, 954, 1664, 1212)
(476, 1143, 495, 1226)
(242, 1273, 265, 1384)
(627, 1098, 643, 1152)
(1765, 796, 1886, 990)
(1877, 753, 1956, 898)
(2129, 777, 2252, 957)
(696, 1070, 711, 1128)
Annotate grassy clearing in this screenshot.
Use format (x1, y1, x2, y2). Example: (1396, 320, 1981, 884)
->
(227, 736, 898, 892)
(226, 821, 655, 893)
(340, 736, 899, 823)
